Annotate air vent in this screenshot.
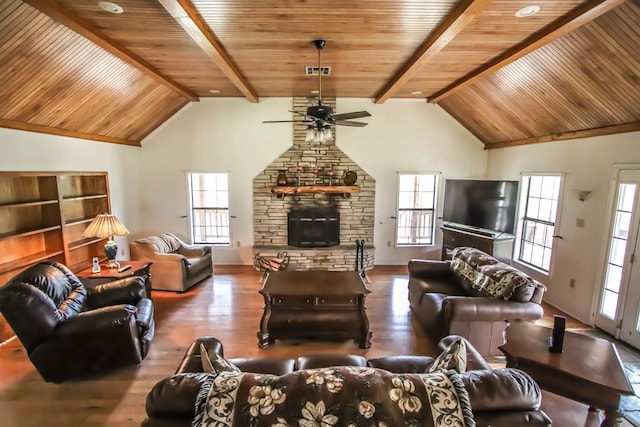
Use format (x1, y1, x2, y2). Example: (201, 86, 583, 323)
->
(305, 66, 331, 76)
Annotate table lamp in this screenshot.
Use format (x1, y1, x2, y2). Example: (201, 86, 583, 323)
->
(84, 213, 129, 268)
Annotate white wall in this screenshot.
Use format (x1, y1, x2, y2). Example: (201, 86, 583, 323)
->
(0, 128, 141, 258)
(487, 131, 640, 323)
(141, 97, 487, 265)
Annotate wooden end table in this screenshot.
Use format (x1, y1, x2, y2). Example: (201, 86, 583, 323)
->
(76, 260, 153, 299)
(257, 270, 372, 349)
(499, 321, 633, 427)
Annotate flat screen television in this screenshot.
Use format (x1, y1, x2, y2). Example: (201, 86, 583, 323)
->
(442, 179, 519, 235)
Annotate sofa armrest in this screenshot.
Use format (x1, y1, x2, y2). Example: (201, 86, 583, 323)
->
(461, 368, 542, 411)
(408, 259, 451, 279)
(135, 298, 154, 332)
(145, 373, 207, 418)
(443, 296, 544, 322)
(58, 304, 135, 333)
(178, 244, 211, 257)
(87, 276, 147, 309)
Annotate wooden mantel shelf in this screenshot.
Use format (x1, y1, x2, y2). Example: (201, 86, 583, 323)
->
(268, 185, 360, 197)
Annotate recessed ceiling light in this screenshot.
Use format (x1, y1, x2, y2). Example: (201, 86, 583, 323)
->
(515, 5, 540, 18)
(209, 89, 220, 94)
(410, 90, 423, 95)
(310, 90, 319, 94)
(98, 1, 124, 14)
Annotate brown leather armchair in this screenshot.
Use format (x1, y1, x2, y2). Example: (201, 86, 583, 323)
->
(0, 261, 154, 383)
(130, 233, 212, 292)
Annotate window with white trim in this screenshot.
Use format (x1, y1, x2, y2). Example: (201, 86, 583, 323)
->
(187, 172, 230, 245)
(517, 174, 562, 272)
(396, 173, 438, 246)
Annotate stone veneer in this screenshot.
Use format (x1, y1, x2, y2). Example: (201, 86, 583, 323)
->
(253, 97, 375, 271)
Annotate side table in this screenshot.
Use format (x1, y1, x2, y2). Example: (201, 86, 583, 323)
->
(499, 321, 633, 427)
(76, 260, 153, 299)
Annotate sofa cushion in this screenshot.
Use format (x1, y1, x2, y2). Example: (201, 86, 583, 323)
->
(428, 337, 467, 373)
(200, 344, 240, 374)
(451, 247, 536, 302)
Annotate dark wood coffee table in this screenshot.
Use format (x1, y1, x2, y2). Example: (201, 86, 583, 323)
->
(499, 321, 633, 427)
(257, 271, 371, 349)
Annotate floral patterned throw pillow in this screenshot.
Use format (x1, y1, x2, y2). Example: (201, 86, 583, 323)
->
(428, 338, 467, 373)
(200, 343, 241, 374)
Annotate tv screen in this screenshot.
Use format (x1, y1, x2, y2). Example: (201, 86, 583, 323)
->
(442, 179, 519, 235)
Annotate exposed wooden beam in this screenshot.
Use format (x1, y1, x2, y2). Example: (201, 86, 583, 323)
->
(374, 0, 491, 104)
(158, 0, 259, 103)
(486, 122, 640, 150)
(429, 0, 627, 104)
(0, 119, 141, 147)
(23, 0, 199, 102)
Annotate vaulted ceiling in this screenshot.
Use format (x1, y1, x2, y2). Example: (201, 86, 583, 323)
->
(1, 0, 639, 148)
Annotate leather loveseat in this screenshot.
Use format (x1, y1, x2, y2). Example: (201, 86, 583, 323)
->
(142, 335, 551, 427)
(0, 261, 154, 383)
(130, 233, 213, 292)
(408, 247, 546, 356)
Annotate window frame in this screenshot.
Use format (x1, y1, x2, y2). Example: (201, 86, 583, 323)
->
(186, 171, 231, 246)
(514, 173, 564, 275)
(394, 172, 440, 247)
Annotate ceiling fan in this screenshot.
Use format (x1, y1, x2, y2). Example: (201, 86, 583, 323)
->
(262, 39, 371, 139)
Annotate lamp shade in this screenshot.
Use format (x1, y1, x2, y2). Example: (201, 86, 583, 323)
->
(84, 214, 129, 239)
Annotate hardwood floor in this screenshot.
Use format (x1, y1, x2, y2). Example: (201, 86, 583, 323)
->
(0, 265, 632, 426)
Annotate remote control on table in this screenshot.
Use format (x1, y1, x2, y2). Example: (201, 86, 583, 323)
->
(117, 265, 132, 273)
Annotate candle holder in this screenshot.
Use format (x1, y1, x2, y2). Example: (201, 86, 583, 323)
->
(312, 164, 319, 185)
(328, 168, 334, 186)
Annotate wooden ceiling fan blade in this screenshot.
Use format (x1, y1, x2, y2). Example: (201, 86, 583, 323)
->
(334, 120, 368, 127)
(263, 120, 311, 123)
(332, 111, 371, 120)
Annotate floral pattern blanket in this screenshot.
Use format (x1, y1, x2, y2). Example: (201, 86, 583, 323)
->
(193, 367, 475, 427)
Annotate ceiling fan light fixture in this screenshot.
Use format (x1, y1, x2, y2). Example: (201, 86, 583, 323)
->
(515, 5, 540, 18)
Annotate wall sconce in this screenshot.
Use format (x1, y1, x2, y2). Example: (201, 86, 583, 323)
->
(573, 190, 592, 202)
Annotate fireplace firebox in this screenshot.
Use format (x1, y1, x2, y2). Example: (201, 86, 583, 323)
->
(288, 206, 339, 247)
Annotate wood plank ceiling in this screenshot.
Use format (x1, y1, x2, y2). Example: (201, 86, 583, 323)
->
(0, 0, 638, 148)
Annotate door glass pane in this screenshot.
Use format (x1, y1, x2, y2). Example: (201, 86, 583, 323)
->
(599, 183, 637, 319)
(602, 290, 619, 319)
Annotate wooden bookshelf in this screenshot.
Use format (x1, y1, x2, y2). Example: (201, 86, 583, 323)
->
(0, 171, 112, 342)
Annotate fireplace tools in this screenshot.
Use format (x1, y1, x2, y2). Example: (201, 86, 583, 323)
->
(355, 239, 366, 280)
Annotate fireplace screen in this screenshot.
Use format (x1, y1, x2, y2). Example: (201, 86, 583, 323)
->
(288, 206, 339, 247)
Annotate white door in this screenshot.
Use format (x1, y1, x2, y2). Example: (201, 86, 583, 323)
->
(595, 168, 640, 348)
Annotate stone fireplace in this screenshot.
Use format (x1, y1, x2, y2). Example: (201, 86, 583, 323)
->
(253, 97, 375, 271)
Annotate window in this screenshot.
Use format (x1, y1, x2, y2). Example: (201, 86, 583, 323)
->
(396, 173, 438, 246)
(517, 174, 562, 271)
(187, 172, 230, 245)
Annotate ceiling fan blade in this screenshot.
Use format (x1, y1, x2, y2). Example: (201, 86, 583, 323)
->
(334, 120, 368, 127)
(262, 120, 312, 123)
(332, 111, 371, 120)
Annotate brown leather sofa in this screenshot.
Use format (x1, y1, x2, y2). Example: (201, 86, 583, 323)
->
(408, 247, 546, 356)
(142, 335, 551, 427)
(0, 261, 154, 383)
(130, 233, 213, 292)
